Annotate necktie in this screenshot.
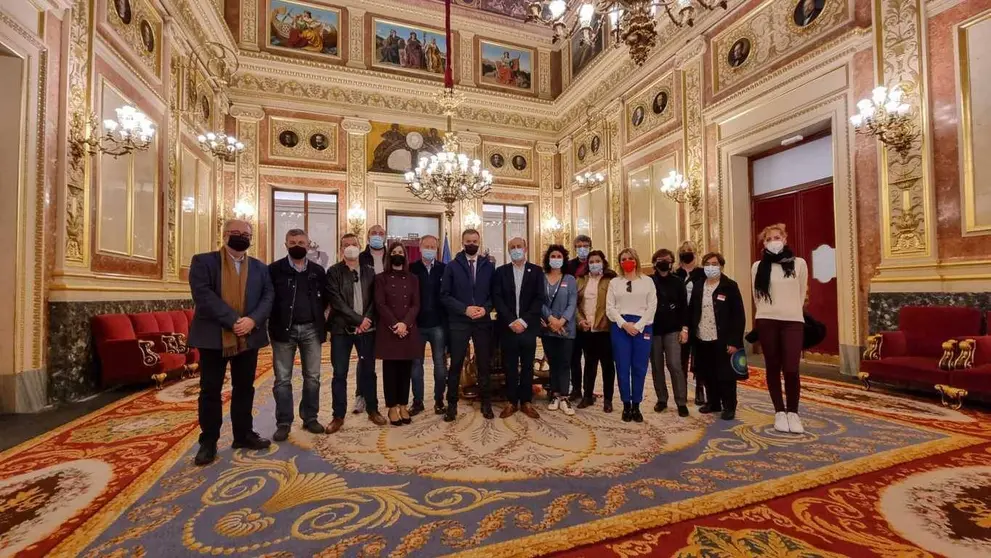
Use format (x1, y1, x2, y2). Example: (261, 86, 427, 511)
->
(469, 259, 476, 284)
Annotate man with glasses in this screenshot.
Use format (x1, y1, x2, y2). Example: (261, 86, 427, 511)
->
(188, 219, 274, 466)
(327, 233, 386, 432)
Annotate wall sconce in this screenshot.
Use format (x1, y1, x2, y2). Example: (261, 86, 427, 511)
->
(71, 105, 155, 159)
(197, 132, 245, 162)
(463, 210, 482, 229)
(660, 170, 702, 209)
(232, 200, 256, 220)
(850, 85, 917, 159)
(575, 171, 606, 191)
(347, 203, 367, 236)
(543, 215, 564, 243)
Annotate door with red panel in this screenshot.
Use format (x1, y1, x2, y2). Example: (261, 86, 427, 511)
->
(751, 183, 839, 355)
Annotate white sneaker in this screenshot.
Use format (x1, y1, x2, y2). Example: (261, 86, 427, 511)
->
(548, 397, 560, 411)
(787, 412, 804, 434)
(352, 395, 366, 415)
(773, 412, 789, 432)
(559, 398, 575, 416)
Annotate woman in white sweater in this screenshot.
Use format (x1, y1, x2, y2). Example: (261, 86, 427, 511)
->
(751, 223, 808, 434)
(606, 248, 657, 423)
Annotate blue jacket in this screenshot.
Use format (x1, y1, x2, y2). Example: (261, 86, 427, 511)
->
(541, 273, 578, 339)
(410, 259, 446, 329)
(188, 251, 274, 351)
(440, 252, 494, 329)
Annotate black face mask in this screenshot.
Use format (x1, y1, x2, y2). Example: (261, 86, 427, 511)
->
(464, 244, 479, 256)
(655, 261, 671, 272)
(227, 234, 251, 252)
(389, 254, 406, 267)
(287, 246, 308, 260)
(679, 252, 694, 264)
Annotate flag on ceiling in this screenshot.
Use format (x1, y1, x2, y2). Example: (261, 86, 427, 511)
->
(442, 233, 452, 263)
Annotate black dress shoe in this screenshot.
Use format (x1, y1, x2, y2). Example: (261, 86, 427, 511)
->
(409, 400, 425, 416)
(632, 404, 644, 423)
(194, 444, 217, 466)
(232, 433, 271, 450)
(303, 421, 326, 434)
(273, 425, 291, 441)
(577, 396, 595, 409)
(720, 409, 736, 420)
(677, 405, 690, 417)
(603, 400, 613, 413)
(568, 391, 582, 403)
(654, 402, 667, 413)
(434, 401, 447, 415)
(621, 403, 632, 422)
(481, 403, 495, 420)
(698, 404, 721, 414)
(695, 385, 706, 406)
(444, 406, 457, 422)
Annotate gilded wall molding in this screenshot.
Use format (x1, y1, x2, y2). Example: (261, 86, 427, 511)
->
(268, 117, 340, 164)
(875, 0, 935, 260)
(347, 7, 367, 69)
(104, 0, 163, 78)
(681, 58, 705, 248)
(460, 31, 475, 87)
(342, 117, 372, 235)
(605, 104, 623, 257)
(482, 142, 534, 182)
(65, 0, 94, 266)
(625, 71, 677, 144)
(167, 49, 180, 278)
(538, 48, 551, 100)
(536, 141, 557, 244)
(231, 105, 264, 247)
(240, 0, 258, 50)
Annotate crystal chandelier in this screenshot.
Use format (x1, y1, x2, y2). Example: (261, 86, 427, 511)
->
(197, 131, 245, 162)
(526, 1, 727, 66)
(660, 170, 701, 207)
(850, 85, 916, 159)
(73, 105, 156, 158)
(404, 0, 493, 224)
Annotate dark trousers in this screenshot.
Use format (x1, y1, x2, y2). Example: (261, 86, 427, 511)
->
(198, 348, 259, 445)
(756, 319, 804, 413)
(569, 331, 584, 395)
(543, 335, 574, 396)
(650, 332, 687, 406)
(502, 331, 537, 406)
(330, 332, 377, 419)
(448, 323, 493, 405)
(694, 339, 736, 412)
(582, 330, 615, 401)
(682, 340, 705, 402)
(382, 360, 413, 407)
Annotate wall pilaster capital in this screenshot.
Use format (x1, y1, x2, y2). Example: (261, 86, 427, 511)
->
(229, 104, 265, 121)
(674, 37, 707, 70)
(457, 131, 482, 149)
(341, 118, 372, 135)
(536, 141, 558, 156)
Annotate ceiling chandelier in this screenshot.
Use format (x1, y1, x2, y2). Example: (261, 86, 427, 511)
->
(404, 0, 492, 224)
(526, 1, 727, 66)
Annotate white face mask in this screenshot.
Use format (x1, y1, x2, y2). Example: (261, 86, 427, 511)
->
(765, 240, 785, 255)
(343, 245, 361, 260)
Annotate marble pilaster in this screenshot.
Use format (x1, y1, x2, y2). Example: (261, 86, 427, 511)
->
(346, 7, 367, 69)
(460, 31, 476, 87)
(538, 48, 552, 100)
(342, 118, 372, 238)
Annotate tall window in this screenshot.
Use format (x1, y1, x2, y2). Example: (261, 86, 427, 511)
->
(180, 148, 214, 267)
(272, 190, 338, 266)
(483, 203, 528, 265)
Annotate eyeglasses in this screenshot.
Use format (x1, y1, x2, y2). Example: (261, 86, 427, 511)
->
(626, 280, 632, 293)
(351, 270, 359, 283)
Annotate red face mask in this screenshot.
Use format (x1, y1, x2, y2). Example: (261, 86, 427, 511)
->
(620, 260, 637, 273)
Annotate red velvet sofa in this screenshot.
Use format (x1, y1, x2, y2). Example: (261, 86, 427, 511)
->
(860, 306, 990, 408)
(91, 309, 198, 388)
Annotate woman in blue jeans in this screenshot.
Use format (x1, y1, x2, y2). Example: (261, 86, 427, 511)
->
(606, 248, 657, 422)
(541, 245, 578, 416)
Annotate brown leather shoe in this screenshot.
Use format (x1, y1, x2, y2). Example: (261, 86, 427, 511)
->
(368, 411, 387, 426)
(327, 418, 344, 433)
(500, 404, 517, 419)
(520, 402, 540, 419)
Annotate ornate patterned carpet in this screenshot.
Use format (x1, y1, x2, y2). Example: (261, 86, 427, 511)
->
(1, 352, 989, 558)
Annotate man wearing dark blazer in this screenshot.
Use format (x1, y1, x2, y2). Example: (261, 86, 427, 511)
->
(188, 219, 274, 466)
(492, 237, 545, 419)
(409, 234, 447, 415)
(440, 229, 496, 421)
(564, 234, 592, 403)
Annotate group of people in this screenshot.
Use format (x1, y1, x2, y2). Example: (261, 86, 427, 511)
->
(186, 219, 809, 467)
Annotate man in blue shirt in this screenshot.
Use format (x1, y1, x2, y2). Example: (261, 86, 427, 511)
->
(409, 235, 447, 415)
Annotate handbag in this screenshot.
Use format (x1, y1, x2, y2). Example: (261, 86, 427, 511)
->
(802, 311, 826, 349)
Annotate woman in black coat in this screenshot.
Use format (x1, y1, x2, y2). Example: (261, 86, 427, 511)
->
(374, 242, 423, 426)
(688, 252, 745, 421)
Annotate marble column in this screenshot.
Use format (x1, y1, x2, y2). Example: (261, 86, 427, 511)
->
(342, 117, 372, 238)
(538, 47, 552, 100)
(346, 7, 366, 69)
(230, 105, 264, 256)
(460, 31, 475, 87)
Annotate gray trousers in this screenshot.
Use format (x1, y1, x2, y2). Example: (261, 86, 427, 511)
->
(650, 332, 687, 406)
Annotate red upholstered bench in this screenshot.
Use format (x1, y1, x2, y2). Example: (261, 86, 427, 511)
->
(860, 306, 986, 407)
(92, 310, 196, 389)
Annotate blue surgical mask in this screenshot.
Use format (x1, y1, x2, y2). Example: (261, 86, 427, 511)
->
(589, 263, 603, 274)
(577, 247, 590, 260)
(422, 249, 437, 262)
(549, 258, 564, 269)
(369, 235, 385, 249)
(704, 265, 721, 279)
(510, 248, 525, 262)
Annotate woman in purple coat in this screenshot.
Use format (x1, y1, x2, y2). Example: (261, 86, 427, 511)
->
(375, 241, 423, 425)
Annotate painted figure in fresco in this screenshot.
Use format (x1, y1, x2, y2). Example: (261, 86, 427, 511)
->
(371, 124, 409, 172)
(293, 10, 325, 52)
(383, 29, 402, 65)
(496, 51, 520, 86)
(425, 38, 444, 73)
(405, 32, 426, 69)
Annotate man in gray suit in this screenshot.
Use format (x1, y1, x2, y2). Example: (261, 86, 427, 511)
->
(188, 219, 274, 466)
